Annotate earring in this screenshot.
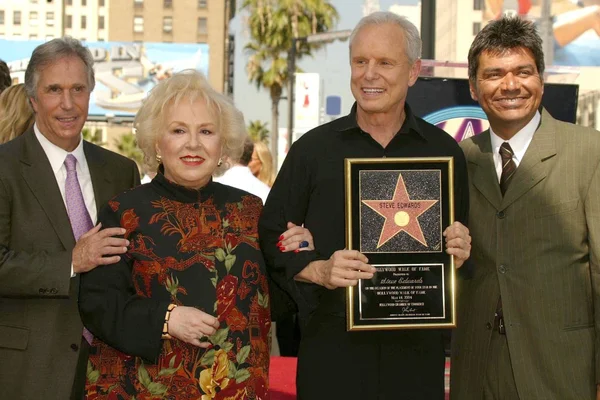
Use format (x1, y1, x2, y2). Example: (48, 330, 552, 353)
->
(217, 157, 223, 167)
(156, 154, 162, 163)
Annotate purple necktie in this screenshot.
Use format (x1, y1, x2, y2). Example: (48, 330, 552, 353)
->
(64, 154, 94, 345)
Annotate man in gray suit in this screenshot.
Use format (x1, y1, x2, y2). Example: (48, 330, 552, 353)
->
(0, 38, 140, 399)
(451, 17, 600, 400)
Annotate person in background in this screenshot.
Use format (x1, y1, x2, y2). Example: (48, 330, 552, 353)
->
(0, 60, 11, 94)
(214, 138, 270, 204)
(78, 69, 311, 399)
(0, 37, 139, 400)
(0, 84, 35, 144)
(249, 140, 275, 187)
(451, 16, 600, 400)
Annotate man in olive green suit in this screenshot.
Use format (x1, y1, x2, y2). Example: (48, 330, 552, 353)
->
(0, 38, 139, 399)
(451, 17, 600, 400)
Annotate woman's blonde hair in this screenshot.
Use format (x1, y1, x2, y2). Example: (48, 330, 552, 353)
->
(135, 69, 247, 176)
(253, 140, 275, 187)
(0, 84, 35, 144)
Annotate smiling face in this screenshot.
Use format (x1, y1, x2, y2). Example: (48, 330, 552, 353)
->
(30, 55, 91, 151)
(470, 47, 543, 140)
(350, 22, 420, 122)
(156, 97, 222, 189)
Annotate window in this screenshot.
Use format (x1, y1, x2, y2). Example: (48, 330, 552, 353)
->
(14, 11, 22, 26)
(163, 16, 172, 33)
(65, 14, 72, 29)
(81, 15, 87, 29)
(198, 0, 207, 8)
(472, 22, 481, 36)
(133, 16, 144, 33)
(29, 11, 39, 25)
(473, 0, 484, 10)
(197, 17, 207, 35)
(82, 0, 87, 5)
(134, 0, 143, 8)
(66, 0, 72, 5)
(30, 0, 39, 3)
(29, 33, 38, 39)
(164, 0, 172, 8)
(98, 15, 105, 30)
(46, 12, 55, 26)
(0, 11, 4, 25)
(99, 0, 104, 5)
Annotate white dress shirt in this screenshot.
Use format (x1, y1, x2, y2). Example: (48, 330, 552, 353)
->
(490, 111, 540, 182)
(214, 165, 271, 204)
(35, 124, 96, 277)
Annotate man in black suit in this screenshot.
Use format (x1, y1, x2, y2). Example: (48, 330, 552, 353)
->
(0, 37, 140, 400)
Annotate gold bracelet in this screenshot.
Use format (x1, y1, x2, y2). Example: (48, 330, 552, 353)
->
(161, 303, 177, 340)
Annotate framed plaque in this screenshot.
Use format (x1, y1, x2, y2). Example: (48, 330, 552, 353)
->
(345, 157, 456, 331)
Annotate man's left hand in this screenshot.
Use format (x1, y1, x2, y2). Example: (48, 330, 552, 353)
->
(596, 384, 600, 400)
(443, 221, 471, 269)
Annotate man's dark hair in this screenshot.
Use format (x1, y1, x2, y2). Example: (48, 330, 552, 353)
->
(239, 138, 254, 166)
(0, 60, 11, 93)
(468, 16, 544, 82)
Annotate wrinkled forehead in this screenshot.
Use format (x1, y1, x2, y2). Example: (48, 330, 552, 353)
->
(164, 94, 221, 126)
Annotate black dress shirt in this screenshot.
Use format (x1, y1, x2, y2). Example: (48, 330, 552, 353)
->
(259, 102, 470, 323)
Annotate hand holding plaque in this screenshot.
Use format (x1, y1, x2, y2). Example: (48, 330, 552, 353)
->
(345, 157, 457, 331)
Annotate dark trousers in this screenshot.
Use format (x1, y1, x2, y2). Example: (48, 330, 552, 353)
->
(275, 312, 301, 357)
(483, 331, 520, 400)
(297, 313, 446, 400)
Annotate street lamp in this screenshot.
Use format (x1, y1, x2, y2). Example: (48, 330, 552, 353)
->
(286, 30, 352, 151)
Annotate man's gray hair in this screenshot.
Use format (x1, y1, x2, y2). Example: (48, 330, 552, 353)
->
(349, 11, 422, 64)
(25, 37, 95, 99)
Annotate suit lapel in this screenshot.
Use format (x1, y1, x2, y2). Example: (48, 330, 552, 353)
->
(470, 131, 503, 210)
(20, 129, 75, 249)
(83, 142, 112, 219)
(501, 109, 556, 209)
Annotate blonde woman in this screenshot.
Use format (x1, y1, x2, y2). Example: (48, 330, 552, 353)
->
(0, 84, 34, 144)
(249, 140, 275, 187)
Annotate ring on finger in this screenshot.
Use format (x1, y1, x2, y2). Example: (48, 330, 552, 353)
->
(299, 240, 309, 249)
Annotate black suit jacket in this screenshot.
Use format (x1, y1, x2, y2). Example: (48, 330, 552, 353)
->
(0, 129, 140, 400)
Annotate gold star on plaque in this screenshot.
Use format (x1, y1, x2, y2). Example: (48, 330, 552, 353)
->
(362, 173, 438, 249)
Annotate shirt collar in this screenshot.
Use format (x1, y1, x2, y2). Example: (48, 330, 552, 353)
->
(34, 123, 86, 173)
(333, 102, 427, 141)
(490, 110, 540, 163)
(153, 164, 216, 203)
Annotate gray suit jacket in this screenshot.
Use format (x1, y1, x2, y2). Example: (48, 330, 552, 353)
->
(0, 129, 140, 400)
(450, 109, 600, 399)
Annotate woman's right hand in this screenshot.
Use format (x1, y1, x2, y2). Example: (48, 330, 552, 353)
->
(167, 306, 220, 348)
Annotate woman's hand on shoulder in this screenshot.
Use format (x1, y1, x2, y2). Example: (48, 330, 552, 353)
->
(167, 306, 220, 348)
(278, 222, 315, 253)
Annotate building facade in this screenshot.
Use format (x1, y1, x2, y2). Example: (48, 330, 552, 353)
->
(0, 0, 228, 91)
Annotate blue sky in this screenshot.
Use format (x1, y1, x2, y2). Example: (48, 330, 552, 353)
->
(231, 1, 422, 131)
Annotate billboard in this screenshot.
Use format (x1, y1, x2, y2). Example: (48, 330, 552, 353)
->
(0, 40, 209, 116)
(484, 0, 600, 66)
(294, 72, 320, 134)
(407, 77, 578, 142)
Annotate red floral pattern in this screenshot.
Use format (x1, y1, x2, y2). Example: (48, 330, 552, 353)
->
(85, 179, 270, 400)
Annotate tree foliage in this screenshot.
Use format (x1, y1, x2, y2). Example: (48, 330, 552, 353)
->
(242, 0, 338, 166)
(247, 120, 270, 143)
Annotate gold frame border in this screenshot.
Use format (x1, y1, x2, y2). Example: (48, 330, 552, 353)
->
(345, 157, 456, 331)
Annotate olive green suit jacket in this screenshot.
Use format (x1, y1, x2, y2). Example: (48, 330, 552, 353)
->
(451, 109, 600, 400)
(0, 129, 140, 400)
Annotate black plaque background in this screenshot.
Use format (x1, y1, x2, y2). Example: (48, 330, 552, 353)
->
(346, 158, 455, 330)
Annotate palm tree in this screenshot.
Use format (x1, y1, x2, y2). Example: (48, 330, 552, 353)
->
(82, 127, 106, 146)
(248, 120, 270, 143)
(114, 132, 144, 172)
(243, 0, 338, 167)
